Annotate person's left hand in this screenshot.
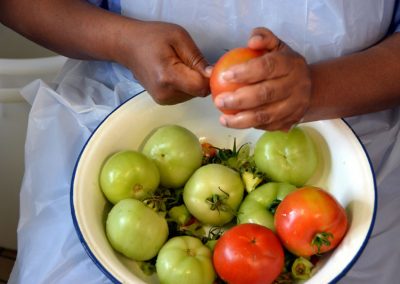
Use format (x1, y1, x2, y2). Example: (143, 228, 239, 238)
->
(210, 27, 312, 131)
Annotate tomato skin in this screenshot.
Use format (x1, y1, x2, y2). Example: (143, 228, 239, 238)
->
(237, 182, 297, 231)
(100, 150, 160, 204)
(213, 223, 284, 284)
(106, 199, 168, 261)
(183, 164, 244, 226)
(156, 236, 216, 284)
(274, 186, 348, 257)
(141, 124, 203, 188)
(210, 47, 265, 114)
(254, 127, 318, 187)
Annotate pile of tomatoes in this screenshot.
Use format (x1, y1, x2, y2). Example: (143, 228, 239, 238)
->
(99, 123, 348, 284)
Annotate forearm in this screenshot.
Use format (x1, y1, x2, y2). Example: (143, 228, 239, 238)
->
(0, 0, 134, 62)
(305, 33, 400, 121)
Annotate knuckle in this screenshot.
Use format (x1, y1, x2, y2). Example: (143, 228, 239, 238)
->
(193, 85, 210, 98)
(170, 24, 190, 40)
(151, 91, 171, 105)
(191, 53, 205, 69)
(257, 83, 275, 103)
(261, 55, 276, 75)
(155, 70, 173, 88)
(254, 109, 270, 125)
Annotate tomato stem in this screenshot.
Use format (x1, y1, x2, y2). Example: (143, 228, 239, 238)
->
(291, 257, 313, 280)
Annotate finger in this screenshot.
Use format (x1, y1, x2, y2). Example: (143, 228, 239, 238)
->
(254, 117, 300, 132)
(248, 27, 281, 51)
(173, 29, 210, 77)
(204, 66, 213, 78)
(167, 61, 210, 98)
(148, 61, 209, 104)
(150, 89, 194, 105)
(219, 100, 304, 129)
(222, 51, 292, 84)
(214, 79, 289, 110)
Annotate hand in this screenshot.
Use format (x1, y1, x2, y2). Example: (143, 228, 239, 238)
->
(116, 21, 210, 105)
(212, 27, 312, 131)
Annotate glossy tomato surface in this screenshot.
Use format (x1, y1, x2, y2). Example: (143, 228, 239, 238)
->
(210, 47, 265, 114)
(213, 223, 284, 284)
(274, 186, 348, 257)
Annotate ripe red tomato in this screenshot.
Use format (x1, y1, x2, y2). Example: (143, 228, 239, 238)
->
(210, 47, 265, 114)
(274, 186, 348, 257)
(213, 223, 284, 284)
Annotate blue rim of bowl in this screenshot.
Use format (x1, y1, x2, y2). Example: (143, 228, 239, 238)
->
(70, 92, 378, 284)
(329, 118, 378, 284)
(70, 90, 145, 284)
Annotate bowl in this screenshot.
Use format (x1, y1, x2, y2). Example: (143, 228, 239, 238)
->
(71, 91, 376, 284)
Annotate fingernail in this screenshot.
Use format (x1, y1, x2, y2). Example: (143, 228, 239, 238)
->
(220, 116, 228, 126)
(249, 34, 263, 45)
(205, 66, 213, 77)
(221, 70, 234, 81)
(214, 97, 225, 108)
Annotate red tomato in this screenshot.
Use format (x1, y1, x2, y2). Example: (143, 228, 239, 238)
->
(213, 223, 284, 284)
(210, 47, 265, 114)
(274, 186, 348, 257)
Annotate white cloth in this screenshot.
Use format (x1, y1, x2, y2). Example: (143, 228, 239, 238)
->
(9, 1, 400, 283)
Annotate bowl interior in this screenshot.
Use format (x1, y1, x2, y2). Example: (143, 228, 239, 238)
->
(72, 91, 376, 284)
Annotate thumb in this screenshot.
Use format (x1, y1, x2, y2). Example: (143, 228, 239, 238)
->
(174, 33, 210, 77)
(248, 27, 281, 51)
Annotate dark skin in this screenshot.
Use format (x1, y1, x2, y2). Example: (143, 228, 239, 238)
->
(1, 0, 400, 131)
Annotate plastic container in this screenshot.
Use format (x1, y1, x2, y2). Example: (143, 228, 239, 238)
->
(0, 23, 66, 249)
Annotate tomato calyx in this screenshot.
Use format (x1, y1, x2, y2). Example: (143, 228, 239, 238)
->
(143, 187, 182, 214)
(268, 199, 281, 215)
(138, 259, 157, 276)
(311, 232, 334, 255)
(205, 187, 236, 215)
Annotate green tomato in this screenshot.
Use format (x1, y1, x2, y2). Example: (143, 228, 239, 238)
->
(237, 182, 297, 231)
(100, 150, 160, 204)
(106, 199, 168, 261)
(156, 236, 216, 284)
(254, 127, 318, 186)
(183, 164, 244, 226)
(141, 125, 203, 188)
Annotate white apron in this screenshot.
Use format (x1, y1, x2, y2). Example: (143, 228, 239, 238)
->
(9, 1, 400, 284)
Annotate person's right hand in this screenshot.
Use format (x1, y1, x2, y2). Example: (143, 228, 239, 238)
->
(115, 20, 210, 105)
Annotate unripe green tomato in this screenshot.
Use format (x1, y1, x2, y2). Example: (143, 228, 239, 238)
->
(106, 199, 168, 261)
(100, 150, 160, 204)
(254, 127, 318, 187)
(156, 236, 216, 284)
(141, 124, 203, 188)
(237, 182, 297, 231)
(183, 164, 244, 226)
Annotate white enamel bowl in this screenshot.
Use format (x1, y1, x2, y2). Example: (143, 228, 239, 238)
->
(71, 91, 376, 284)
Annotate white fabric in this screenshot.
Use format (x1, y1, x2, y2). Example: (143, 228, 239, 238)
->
(8, 1, 400, 283)
(121, 0, 394, 64)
